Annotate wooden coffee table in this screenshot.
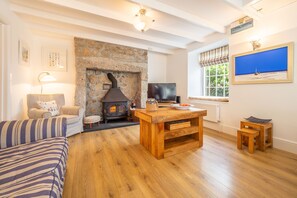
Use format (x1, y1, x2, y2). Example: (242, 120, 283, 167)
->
(135, 108, 207, 159)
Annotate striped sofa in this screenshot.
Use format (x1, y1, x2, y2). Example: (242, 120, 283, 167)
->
(0, 117, 68, 198)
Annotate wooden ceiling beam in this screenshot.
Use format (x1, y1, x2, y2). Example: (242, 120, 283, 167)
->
(27, 23, 174, 54)
(11, 4, 186, 49)
(44, 0, 204, 42)
(223, 0, 261, 20)
(130, 0, 226, 33)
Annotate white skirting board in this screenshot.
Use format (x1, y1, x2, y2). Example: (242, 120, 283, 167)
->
(194, 103, 220, 122)
(273, 137, 297, 154)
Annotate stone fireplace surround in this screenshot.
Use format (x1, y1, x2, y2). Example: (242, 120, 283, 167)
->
(86, 69, 140, 117)
(74, 37, 148, 115)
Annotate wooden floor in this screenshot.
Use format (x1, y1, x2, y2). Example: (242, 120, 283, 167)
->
(63, 126, 297, 198)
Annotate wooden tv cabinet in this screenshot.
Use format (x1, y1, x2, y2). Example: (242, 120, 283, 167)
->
(135, 108, 207, 159)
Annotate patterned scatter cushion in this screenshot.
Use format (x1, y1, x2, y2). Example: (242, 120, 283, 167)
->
(37, 100, 59, 116)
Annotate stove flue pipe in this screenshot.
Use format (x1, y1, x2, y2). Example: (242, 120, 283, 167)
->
(107, 73, 117, 88)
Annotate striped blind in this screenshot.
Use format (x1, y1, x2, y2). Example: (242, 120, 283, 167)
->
(199, 45, 229, 67)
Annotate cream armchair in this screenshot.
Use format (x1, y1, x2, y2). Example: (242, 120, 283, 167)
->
(27, 94, 84, 137)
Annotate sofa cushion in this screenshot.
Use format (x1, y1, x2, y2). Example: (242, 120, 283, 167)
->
(0, 172, 63, 198)
(0, 137, 68, 190)
(56, 115, 80, 125)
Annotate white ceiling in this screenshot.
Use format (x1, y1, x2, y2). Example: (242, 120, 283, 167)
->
(8, 0, 297, 54)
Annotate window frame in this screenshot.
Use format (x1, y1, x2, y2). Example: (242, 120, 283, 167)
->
(203, 63, 229, 97)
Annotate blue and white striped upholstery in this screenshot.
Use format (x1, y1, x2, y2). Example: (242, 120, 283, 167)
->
(0, 117, 66, 149)
(0, 172, 63, 198)
(0, 118, 68, 198)
(0, 137, 68, 198)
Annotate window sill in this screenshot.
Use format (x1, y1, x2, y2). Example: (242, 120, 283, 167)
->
(188, 96, 229, 102)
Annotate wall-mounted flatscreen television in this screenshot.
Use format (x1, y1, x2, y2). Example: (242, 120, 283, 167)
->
(148, 83, 176, 102)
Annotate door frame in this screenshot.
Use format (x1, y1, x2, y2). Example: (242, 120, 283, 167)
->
(0, 23, 11, 121)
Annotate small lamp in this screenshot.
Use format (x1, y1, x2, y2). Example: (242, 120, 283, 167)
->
(38, 72, 56, 94)
(250, 40, 261, 51)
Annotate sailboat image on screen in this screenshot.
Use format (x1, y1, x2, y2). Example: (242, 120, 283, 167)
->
(232, 42, 293, 84)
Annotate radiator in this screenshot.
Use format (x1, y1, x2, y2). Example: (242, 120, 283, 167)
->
(194, 103, 220, 122)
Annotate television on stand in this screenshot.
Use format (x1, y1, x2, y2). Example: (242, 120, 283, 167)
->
(147, 83, 176, 102)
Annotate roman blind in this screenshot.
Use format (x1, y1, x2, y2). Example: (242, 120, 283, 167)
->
(199, 45, 229, 67)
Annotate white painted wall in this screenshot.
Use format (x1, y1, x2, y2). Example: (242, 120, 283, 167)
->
(30, 34, 76, 106)
(29, 37, 168, 107)
(223, 26, 297, 154)
(0, 0, 168, 119)
(188, 38, 228, 97)
(166, 49, 188, 101)
(148, 51, 167, 83)
(0, 0, 33, 120)
(167, 4, 297, 154)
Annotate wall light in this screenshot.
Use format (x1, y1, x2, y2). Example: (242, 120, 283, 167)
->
(38, 71, 56, 94)
(250, 40, 261, 51)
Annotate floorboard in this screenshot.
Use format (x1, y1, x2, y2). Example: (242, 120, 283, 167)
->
(63, 126, 297, 198)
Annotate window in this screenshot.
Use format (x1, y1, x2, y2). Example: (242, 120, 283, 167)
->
(199, 45, 229, 98)
(204, 63, 229, 97)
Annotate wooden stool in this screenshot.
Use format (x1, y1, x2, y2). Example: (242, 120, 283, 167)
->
(237, 128, 260, 154)
(240, 121, 273, 151)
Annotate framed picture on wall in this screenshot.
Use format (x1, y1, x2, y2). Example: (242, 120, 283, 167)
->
(42, 47, 67, 72)
(232, 42, 294, 84)
(18, 40, 30, 66)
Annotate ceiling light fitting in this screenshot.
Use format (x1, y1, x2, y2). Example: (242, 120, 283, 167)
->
(134, 8, 155, 32)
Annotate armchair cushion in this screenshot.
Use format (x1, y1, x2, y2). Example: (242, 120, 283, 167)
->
(28, 108, 51, 119)
(57, 115, 80, 124)
(37, 100, 59, 116)
(60, 106, 83, 117)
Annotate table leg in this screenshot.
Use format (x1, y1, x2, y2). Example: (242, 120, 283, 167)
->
(198, 116, 203, 147)
(139, 120, 146, 147)
(139, 120, 164, 159)
(260, 126, 265, 151)
(248, 135, 254, 154)
(268, 127, 273, 148)
(191, 117, 203, 147)
(256, 135, 261, 150)
(237, 131, 242, 150)
(151, 123, 165, 159)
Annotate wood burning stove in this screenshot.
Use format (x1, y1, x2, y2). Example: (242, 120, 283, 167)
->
(102, 73, 129, 123)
